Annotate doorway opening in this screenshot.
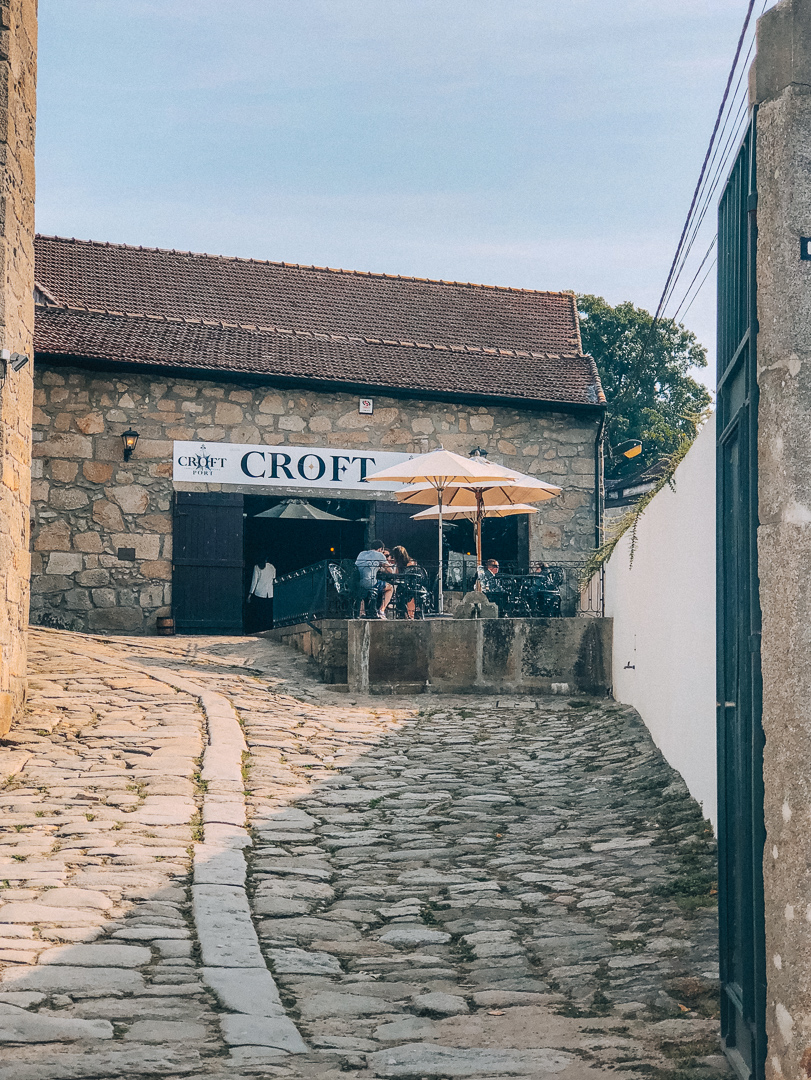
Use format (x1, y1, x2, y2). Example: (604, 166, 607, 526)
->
(243, 494, 368, 630)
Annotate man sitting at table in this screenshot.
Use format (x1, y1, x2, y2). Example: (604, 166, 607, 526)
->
(478, 559, 500, 587)
(355, 541, 394, 619)
(477, 559, 506, 615)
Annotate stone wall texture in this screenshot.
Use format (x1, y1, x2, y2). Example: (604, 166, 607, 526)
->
(0, 0, 36, 735)
(29, 362, 599, 634)
(754, 1, 811, 1076)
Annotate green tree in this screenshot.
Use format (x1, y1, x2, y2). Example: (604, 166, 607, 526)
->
(577, 294, 712, 479)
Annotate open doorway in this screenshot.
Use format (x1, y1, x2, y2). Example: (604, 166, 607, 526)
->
(243, 495, 368, 630)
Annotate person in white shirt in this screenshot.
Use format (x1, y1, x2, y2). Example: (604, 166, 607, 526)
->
(247, 558, 276, 631)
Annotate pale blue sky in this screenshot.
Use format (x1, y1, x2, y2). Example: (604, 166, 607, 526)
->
(37, 1, 764, 386)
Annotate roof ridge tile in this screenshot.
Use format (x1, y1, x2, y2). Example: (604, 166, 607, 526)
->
(34, 233, 577, 299)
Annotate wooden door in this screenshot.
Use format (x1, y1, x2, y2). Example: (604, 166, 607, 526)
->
(172, 492, 244, 634)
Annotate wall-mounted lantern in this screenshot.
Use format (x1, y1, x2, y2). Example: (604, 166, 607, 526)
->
(121, 429, 140, 462)
(614, 439, 642, 460)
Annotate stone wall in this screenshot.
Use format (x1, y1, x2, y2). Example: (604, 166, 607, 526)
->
(0, 0, 36, 735)
(753, 1, 811, 1075)
(29, 361, 600, 634)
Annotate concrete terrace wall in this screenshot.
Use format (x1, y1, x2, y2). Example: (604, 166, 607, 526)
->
(266, 616, 612, 696)
(28, 362, 600, 634)
(604, 415, 716, 826)
(0, 0, 36, 735)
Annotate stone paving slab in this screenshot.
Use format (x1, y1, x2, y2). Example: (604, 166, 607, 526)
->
(0, 629, 732, 1080)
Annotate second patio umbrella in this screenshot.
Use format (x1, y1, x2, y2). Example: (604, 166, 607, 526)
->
(397, 469, 561, 580)
(363, 449, 519, 613)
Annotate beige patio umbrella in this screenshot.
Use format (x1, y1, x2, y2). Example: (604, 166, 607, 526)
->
(364, 448, 519, 613)
(411, 502, 540, 593)
(411, 503, 540, 520)
(397, 469, 561, 584)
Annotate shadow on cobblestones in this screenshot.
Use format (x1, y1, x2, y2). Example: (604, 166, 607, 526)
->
(0, 630, 731, 1080)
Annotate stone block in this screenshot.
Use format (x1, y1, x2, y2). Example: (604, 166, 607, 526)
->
(259, 393, 285, 414)
(124, 1020, 208, 1042)
(140, 584, 164, 608)
(141, 560, 172, 581)
(142, 513, 171, 533)
(220, 1014, 307, 1052)
(83, 461, 114, 484)
(469, 414, 495, 431)
(33, 520, 71, 551)
(278, 415, 306, 431)
(74, 531, 104, 553)
(136, 439, 174, 459)
(31, 575, 71, 594)
(309, 415, 332, 432)
(88, 608, 144, 631)
(33, 433, 93, 459)
(64, 589, 93, 610)
(0, 1003, 113, 1042)
(49, 459, 78, 482)
(91, 588, 117, 607)
(75, 412, 105, 434)
(46, 552, 82, 575)
(110, 485, 150, 514)
(215, 402, 244, 425)
(0, 967, 144, 995)
(39, 944, 151, 967)
(110, 533, 161, 560)
(77, 568, 110, 587)
(201, 967, 284, 1016)
(49, 487, 89, 510)
(92, 499, 125, 531)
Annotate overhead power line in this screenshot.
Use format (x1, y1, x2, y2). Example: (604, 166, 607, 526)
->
(654, 0, 758, 326)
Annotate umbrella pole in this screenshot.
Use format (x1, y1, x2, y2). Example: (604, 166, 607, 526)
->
(475, 490, 483, 592)
(437, 487, 444, 615)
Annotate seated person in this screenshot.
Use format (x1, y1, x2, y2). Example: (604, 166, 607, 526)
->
(477, 558, 506, 614)
(477, 558, 500, 589)
(355, 540, 394, 619)
(390, 545, 426, 619)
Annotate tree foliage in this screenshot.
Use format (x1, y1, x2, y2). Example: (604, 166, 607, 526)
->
(577, 294, 712, 478)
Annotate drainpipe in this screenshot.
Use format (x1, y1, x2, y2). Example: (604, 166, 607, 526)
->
(594, 413, 605, 551)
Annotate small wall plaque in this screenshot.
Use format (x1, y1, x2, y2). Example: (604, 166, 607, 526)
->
(117, 547, 136, 561)
(358, 398, 374, 415)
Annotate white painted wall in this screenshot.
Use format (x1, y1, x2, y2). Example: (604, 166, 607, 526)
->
(604, 413, 717, 827)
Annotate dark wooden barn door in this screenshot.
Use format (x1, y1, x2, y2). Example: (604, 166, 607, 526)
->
(716, 116, 766, 1080)
(173, 492, 244, 634)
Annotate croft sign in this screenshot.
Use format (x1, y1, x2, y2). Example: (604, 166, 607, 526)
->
(172, 441, 413, 491)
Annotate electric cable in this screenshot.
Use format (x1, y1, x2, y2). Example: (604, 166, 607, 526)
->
(679, 256, 717, 321)
(654, 0, 757, 324)
(661, 0, 770, 321)
(672, 236, 718, 322)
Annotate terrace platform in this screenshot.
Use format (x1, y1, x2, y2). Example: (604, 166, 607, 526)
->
(263, 615, 612, 696)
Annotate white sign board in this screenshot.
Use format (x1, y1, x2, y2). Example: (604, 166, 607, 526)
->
(173, 441, 414, 491)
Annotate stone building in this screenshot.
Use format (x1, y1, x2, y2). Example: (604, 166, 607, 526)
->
(0, 0, 36, 734)
(30, 235, 606, 634)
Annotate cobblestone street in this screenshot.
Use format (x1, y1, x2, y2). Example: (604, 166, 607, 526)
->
(0, 628, 729, 1079)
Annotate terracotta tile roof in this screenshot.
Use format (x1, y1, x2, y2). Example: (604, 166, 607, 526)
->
(35, 306, 604, 407)
(33, 235, 605, 408)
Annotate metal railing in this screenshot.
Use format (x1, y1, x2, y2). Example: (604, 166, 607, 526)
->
(273, 557, 604, 627)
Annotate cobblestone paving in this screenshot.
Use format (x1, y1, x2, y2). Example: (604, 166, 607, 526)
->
(0, 629, 731, 1080)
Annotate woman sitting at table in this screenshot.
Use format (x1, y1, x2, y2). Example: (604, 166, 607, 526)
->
(390, 545, 426, 619)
